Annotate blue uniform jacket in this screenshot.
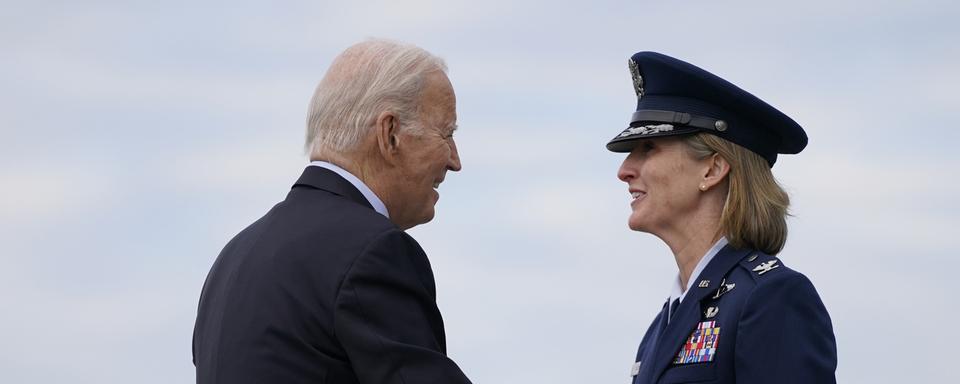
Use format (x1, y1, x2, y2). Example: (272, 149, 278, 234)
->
(631, 245, 837, 384)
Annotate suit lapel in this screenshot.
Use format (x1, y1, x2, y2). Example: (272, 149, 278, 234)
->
(291, 166, 375, 210)
(646, 245, 751, 382)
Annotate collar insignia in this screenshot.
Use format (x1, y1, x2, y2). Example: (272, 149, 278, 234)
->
(712, 278, 736, 299)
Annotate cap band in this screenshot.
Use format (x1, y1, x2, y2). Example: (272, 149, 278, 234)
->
(630, 110, 726, 132)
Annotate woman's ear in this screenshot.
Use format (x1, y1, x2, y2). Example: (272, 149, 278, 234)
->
(701, 153, 730, 190)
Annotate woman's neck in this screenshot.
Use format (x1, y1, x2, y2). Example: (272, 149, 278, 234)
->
(660, 217, 723, 291)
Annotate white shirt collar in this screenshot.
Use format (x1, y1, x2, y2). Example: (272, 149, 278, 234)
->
(308, 161, 390, 218)
(669, 237, 729, 306)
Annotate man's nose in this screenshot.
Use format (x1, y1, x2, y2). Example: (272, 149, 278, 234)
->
(447, 139, 462, 172)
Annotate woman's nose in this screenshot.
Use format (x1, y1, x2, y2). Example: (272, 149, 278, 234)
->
(617, 161, 636, 182)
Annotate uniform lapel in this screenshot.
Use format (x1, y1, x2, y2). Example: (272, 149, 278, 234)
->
(291, 166, 375, 210)
(645, 244, 751, 382)
(635, 302, 670, 383)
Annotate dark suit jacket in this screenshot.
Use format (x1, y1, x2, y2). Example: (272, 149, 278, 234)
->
(631, 245, 837, 384)
(193, 166, 471, 384)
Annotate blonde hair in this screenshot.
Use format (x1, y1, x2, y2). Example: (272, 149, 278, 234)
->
(682, 133, 791, 254)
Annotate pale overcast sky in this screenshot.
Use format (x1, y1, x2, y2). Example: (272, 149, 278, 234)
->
(2, 1, 958, 383)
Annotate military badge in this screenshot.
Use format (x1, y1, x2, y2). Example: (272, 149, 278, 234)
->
(752, 259, 780, 275)
(712, 278, 736, 299)
(617, 124, 674, 138)
(673, 320, 721, 364)
(704, 306, 719, 318)
(629, 58, 644, 97)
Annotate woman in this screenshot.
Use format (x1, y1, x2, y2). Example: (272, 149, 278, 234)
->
(607, 52, 837, 384)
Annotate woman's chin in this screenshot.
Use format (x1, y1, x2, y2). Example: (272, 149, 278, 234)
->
(627, 216, 648, 232)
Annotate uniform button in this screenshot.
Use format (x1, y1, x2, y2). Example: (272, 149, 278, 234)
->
(715, 120, 728, 131)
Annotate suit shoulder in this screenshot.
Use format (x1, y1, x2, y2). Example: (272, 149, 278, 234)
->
(274, 188, 397, 242)
(210, 189, 401, 286)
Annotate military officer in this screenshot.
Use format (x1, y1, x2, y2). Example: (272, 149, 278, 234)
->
(608, 52, 837, 384)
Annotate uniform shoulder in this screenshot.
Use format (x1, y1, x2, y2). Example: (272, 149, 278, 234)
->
(727, 252, 827, 312)
(732, 251, 807, 287)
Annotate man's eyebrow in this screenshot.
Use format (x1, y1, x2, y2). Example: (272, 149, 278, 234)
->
(449, 123, 459, 133)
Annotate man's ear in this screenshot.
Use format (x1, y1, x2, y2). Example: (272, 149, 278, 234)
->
(375, 111, 401, 163)
(701, 153, 731, 190)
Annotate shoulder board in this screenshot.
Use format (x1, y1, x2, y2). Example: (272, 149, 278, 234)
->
(737, 252, 784, 281)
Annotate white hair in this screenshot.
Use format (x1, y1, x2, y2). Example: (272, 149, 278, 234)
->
(305, 39, 448, 157)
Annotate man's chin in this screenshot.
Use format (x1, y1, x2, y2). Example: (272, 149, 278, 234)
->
(420, 208, 437, 225)
(397, 208, 436, 230)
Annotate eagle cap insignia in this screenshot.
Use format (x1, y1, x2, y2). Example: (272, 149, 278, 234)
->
(628, 58, 644, 97)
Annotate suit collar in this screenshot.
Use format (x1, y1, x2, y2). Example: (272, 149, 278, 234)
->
(292, 166, 375, 211)
(647, 244, 752, 381)
(308, 161, 389, 218)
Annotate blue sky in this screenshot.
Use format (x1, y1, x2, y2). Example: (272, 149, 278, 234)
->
(2, 1, 958, 383)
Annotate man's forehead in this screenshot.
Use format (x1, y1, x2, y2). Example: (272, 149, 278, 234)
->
(425, 75, 455, 103)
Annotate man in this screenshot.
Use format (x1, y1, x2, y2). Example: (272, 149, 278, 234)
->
(193, 39, 471, 384)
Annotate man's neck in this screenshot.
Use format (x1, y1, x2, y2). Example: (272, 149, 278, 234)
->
(311, 151, 392, 215)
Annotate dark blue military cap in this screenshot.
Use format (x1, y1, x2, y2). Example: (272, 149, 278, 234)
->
(606, 51, 807, 167)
